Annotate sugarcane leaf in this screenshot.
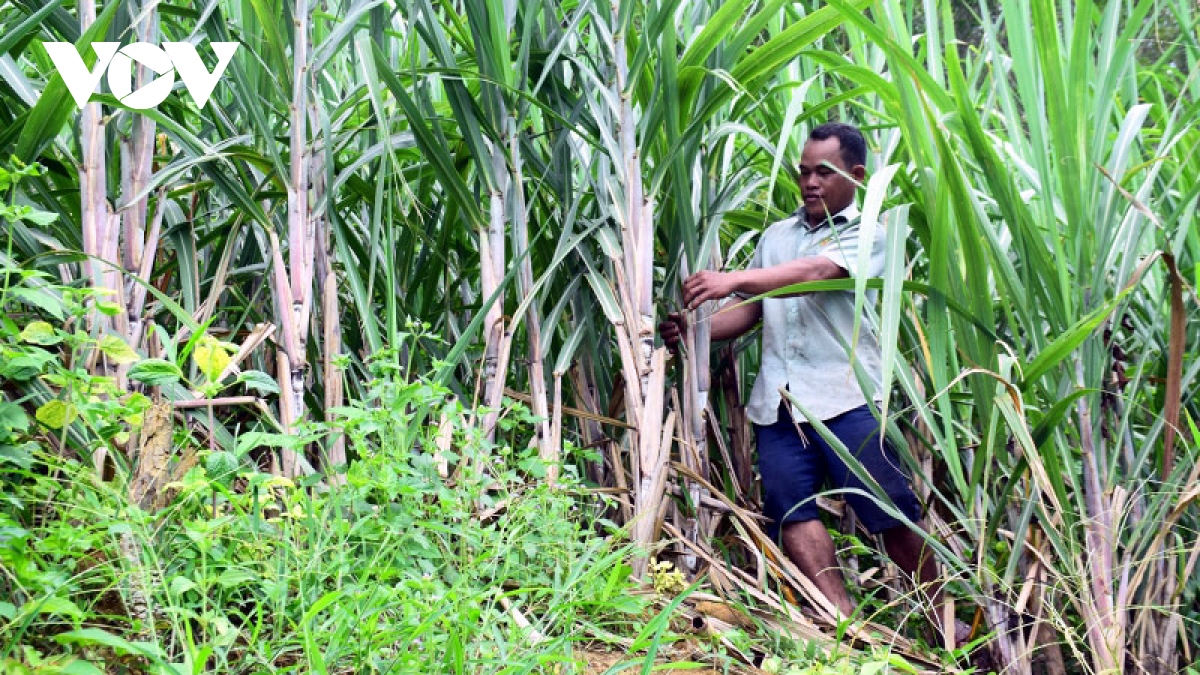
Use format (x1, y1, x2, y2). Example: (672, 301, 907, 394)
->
(1020, 286, 1134, 390)
(585, 272, 624, 325)
(1030, 388, 1094, 449)
(553, 326, 586, 377)
(14, 0, 120, 162)
(877, 205, 911, 423)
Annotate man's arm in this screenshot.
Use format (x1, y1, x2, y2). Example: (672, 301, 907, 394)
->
(681, 256, 847, 310)
(709, 299, 762, 342)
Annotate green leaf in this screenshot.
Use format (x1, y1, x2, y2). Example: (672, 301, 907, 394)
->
(0, 401, 29, 433)
(235, 370, 279, 395)
(27, 596, 84, 619)
(9, 287, 65, 321)
(58, 660, 106, 675)
(217, 568, 257, 589)
(234, 431, 299, 457)
(96, 301, 122, 316)
(1020, 285, 1135, 390)
(169, 576, 197, 597)
(585, 272, 624, 324)
(128, 359, 184, 387)
(19, 320, 60, 345)
(302, 590, 344, 624)
(98, 335, 140, 365)
(20, 209, 57, 226)
(0, 0, 65, 58)
(0, 349, 56, 380)
(0, 601, 15, 619)
(0, 442, 35, 469)
(55, 628, 166, 659)
(205, 450, 238, 480)
(35, 400, 76, 429)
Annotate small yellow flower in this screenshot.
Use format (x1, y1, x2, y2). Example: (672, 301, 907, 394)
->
(193, 335, 234, 383)
(650, 559, 687, 595)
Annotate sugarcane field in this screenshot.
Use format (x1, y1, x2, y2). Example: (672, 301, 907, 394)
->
(0, 0, 1197, 672)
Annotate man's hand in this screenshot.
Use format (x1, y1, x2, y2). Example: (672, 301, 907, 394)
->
(661, 300, 762, 348)
(658, 312, 685, 351)
(682, 271, 742, 310)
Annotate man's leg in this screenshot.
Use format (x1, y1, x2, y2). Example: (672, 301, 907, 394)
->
(882, 520, 969, 648)
(782, 519, 855, 617)
(817, 406, 967, 646)
(757, 405, 846, 613)
(880, 520, 938, 595)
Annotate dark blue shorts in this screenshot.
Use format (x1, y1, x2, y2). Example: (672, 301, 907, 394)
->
(755, 403, 922, 539)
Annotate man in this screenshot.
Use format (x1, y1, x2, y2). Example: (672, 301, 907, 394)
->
(660, 122, 963, 645)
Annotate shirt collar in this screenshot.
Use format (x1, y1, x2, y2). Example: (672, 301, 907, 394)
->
(798, 203, 859, 231)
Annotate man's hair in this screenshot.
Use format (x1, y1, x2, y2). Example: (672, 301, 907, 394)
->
(809, 122, 866, 169)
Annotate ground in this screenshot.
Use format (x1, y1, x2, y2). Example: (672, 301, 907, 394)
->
(577, 647, 750, 675)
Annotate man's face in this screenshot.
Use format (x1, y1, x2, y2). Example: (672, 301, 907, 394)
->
(798, 136, 864, 225)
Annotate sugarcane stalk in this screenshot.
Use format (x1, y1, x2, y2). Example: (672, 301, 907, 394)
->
(479, 120, 510, 440)
(1162, 253, 1185, 479)
(121, 0, 157, 284)
(717, 347, 752, 496)
(322, 269, 344, 480)
(609, 263, 644, 431)
(278, 0, 312, 477)
(79, 0, 106, 321)
(677, 254, 712, 573)
(308, 103, 343, 481)
(507, 115, 555, 482)
(272, 348, 288, 476)
(77, 0, 110, 476)
(550, 372, 563, 474)
(630, 348, 669, 577)
(1027, 562, 1068, 675)
(1076, 358, 1122, 674)
(611, 17, 654, 385)
(606, 0, 664, 576)
(128, 189, 167, 351)
(101, 0, 157, 392)
(611, 30, 639, 336)
(269, 231, 301, 476)
(571, 356, 631, 522)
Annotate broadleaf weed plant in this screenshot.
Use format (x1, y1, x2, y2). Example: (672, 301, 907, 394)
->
(1, 307, 649, 673)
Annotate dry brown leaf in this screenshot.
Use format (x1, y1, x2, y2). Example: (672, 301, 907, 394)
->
(129, 404, 173, 510)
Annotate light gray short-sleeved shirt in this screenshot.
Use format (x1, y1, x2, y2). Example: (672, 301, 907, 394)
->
(743, 204, 887, 425)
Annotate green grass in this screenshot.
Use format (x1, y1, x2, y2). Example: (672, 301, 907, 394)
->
(0, 346, 654, 674)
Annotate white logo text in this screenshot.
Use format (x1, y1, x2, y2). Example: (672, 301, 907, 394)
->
(44, 42, 239, 109)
